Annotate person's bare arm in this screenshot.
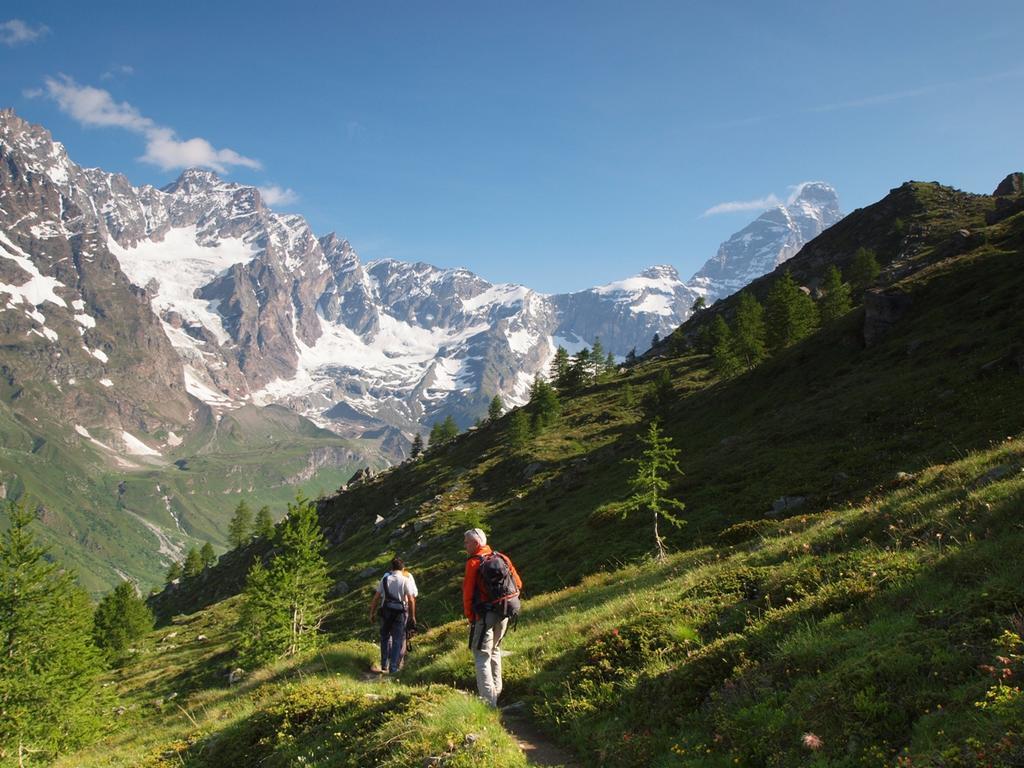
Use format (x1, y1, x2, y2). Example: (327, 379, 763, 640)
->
(369, 591, 380, 623)
(407, 594, 417, 624)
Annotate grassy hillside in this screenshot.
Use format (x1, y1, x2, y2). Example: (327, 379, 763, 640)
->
(54, 177, 1024, 767)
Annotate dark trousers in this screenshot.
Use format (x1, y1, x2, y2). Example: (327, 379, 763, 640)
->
(379, 608, 407, 673)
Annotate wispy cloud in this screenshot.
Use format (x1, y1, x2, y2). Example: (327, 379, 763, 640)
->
(804, 67, 1024, 114)
(33, 75, 260, 174)
(100, 64, 135, 81)
(0, 19, 49, 46)
(701, 194, 782, 218)
(258, 185, 299, 206)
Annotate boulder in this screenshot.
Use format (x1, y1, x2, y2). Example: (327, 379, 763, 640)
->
(227, 667, 245, 685)
(330, 579, 350, 596)
(770, 496, 806, 515)
(356, 566, 378, 580)
(863, 289, 913, 347)
(522, 462, 544, 480)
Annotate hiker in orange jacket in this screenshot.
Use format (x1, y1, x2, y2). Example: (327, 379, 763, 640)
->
(463, 528, 522, 707)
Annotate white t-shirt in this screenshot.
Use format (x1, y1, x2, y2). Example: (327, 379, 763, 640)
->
(376, 570, 418, 607)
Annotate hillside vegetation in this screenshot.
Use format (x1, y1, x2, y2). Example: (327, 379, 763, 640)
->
(53, 176, 1024, 767)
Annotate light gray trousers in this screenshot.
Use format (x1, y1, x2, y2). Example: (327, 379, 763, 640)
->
(471, 612, 509, 707)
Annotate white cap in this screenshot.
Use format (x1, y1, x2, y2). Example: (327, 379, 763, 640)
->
(464, 528, 487, 547)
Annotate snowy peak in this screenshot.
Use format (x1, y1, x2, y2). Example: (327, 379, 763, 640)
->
(690, 183, 843, 302)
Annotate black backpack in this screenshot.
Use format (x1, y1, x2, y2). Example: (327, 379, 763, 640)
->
(380, 572, 407, 614)
(475, 551, 521, 619)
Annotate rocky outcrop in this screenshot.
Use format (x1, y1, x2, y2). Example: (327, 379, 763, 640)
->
(863, 289, 913, 347)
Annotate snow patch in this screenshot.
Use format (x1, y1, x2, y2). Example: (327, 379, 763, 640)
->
(121, 431, 161, 457)
(99, 378, 113, 387)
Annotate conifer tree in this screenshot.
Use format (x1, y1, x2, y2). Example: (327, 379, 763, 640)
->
(623, 382, 636, 408)
(625, 347, 638, 365)
(691, 295, 706, 313)
(488, 394, 504, 422)
(651, 332, 661, 348)
(441, 415, 459, 441)
(428, 421, 445, 447)
(550, 346, 571, 388)
(227, 500, 253, 549)
(622, 420, 686, 561)
(165, 561, 183, 584)
(93, 580, 154, 658)
(410, 432, 424, 459)
(733, 292, 768, 370)
(848, 247, 880, 296)
(591, 337, 606, 379)
(507, 408, 531, 450)
(564, 348, 591, 391)
(766, 272, 819, 354)
(237, 495, 330, 664)
(255, 505, 275, 540)
(0, 501, 103, 761)
(819, 264, 853, 322)
(604, 351, 616, 373)
(183, 546, 204, 579)
(200, 541, 217, 569)
(710, 315, 742, 378)
(528, 375, 561, 432)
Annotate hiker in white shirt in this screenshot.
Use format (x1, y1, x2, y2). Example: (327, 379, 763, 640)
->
(369, 557, 418, 673)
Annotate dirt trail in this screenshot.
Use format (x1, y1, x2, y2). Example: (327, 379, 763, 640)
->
(500, 706, 580, 768)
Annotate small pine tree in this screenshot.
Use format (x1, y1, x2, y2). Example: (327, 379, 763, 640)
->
(182, 546, 204, 579)
(691, 295, 706, 313)
(200, 541, 217, 569)
(766, 272, 819, 354)
(733, 292, 767, 370)
(507, 408, 531, 450)
(711, 315, 742, 378)
(488, 394, 504, 422)
(625, 347, 638, 365)
(165, 561, 183, 584)
(0, 501, 103, 760)
(819, 264, 853, 322)
(255, 505, 275, 540)
(410, 432, 424, 459)
(591, 337, 606, 379)
(428, 421, 445, 447)
(227, 500, 253, 549)
(529, 375, 561, 432)
(237, 495, 331, 664)
(441, 415, 459, 441)
(550, 346, 571, 388)
(645, 368, 674, 411)
(651, 332, 661, 349)
(622, 421, 686, 561)
(623, 382, 636, 408)
(93, 580, 154, 658)
(848, 247, 880, 296)
(604, 351, 616, 373)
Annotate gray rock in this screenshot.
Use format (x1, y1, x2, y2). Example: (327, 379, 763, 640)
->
(356, 566, 378, 580)
(331, 579, 350, 596)
(975, 464, 1013, 488)
(522, 462, 544, 480)
(771, 496, 807, 514)
(863, 289, 913, 347)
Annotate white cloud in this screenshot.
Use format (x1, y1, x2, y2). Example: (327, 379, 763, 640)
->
(701, 194, 782, 218)
(0, 19, 49, 46)
(37, 74, 260, 174)
(258, 185, 299, 206)
(100, 64, 135, 81)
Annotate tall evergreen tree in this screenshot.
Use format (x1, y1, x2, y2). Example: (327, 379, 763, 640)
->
(227, 500, 253, 549)
(529, 375, 561, 432)
(200, 541, 217, 569)
(591, 337, 606, 379)
(819, 264, 853, 322)
(507, 408, 531, 450)
(710, 315, 742, 379)
(622, 420, 686, 561)
(625, 347, 638, 365)
(766, 272, 819, 354)
(651, 332, 661, 348)
(604, 351, 616, 373)
(237, 495, 331, 664)
(550, 345, 571, 389)
(733, 292, 768, 370)
(488, 394, 504, 422)
(564, 348, 591, 391)
(165, 561, 183, 584)
(410, 433, 424, 459)
(441, 415, 459, 441)
(183, 547, 204, 579)
(848, 247, 880, 296)
(93, 580, 154, 658)
(0, 501, 103, 761)
(255, 505, 275, 540)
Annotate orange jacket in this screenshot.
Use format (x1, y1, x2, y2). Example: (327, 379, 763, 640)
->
(462, 545, 522, 622)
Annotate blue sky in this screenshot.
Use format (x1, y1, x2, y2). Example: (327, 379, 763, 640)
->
(1, 1, 1021, 293)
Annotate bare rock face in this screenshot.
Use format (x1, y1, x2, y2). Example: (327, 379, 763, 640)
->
(987, 172, 1024, 225)
(993, 172, 1024, 197)
(863, 289, 913, 347)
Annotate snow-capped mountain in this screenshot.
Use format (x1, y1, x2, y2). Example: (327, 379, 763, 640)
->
(689, 183, 843, 303)
(0, 110, 700, 455)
